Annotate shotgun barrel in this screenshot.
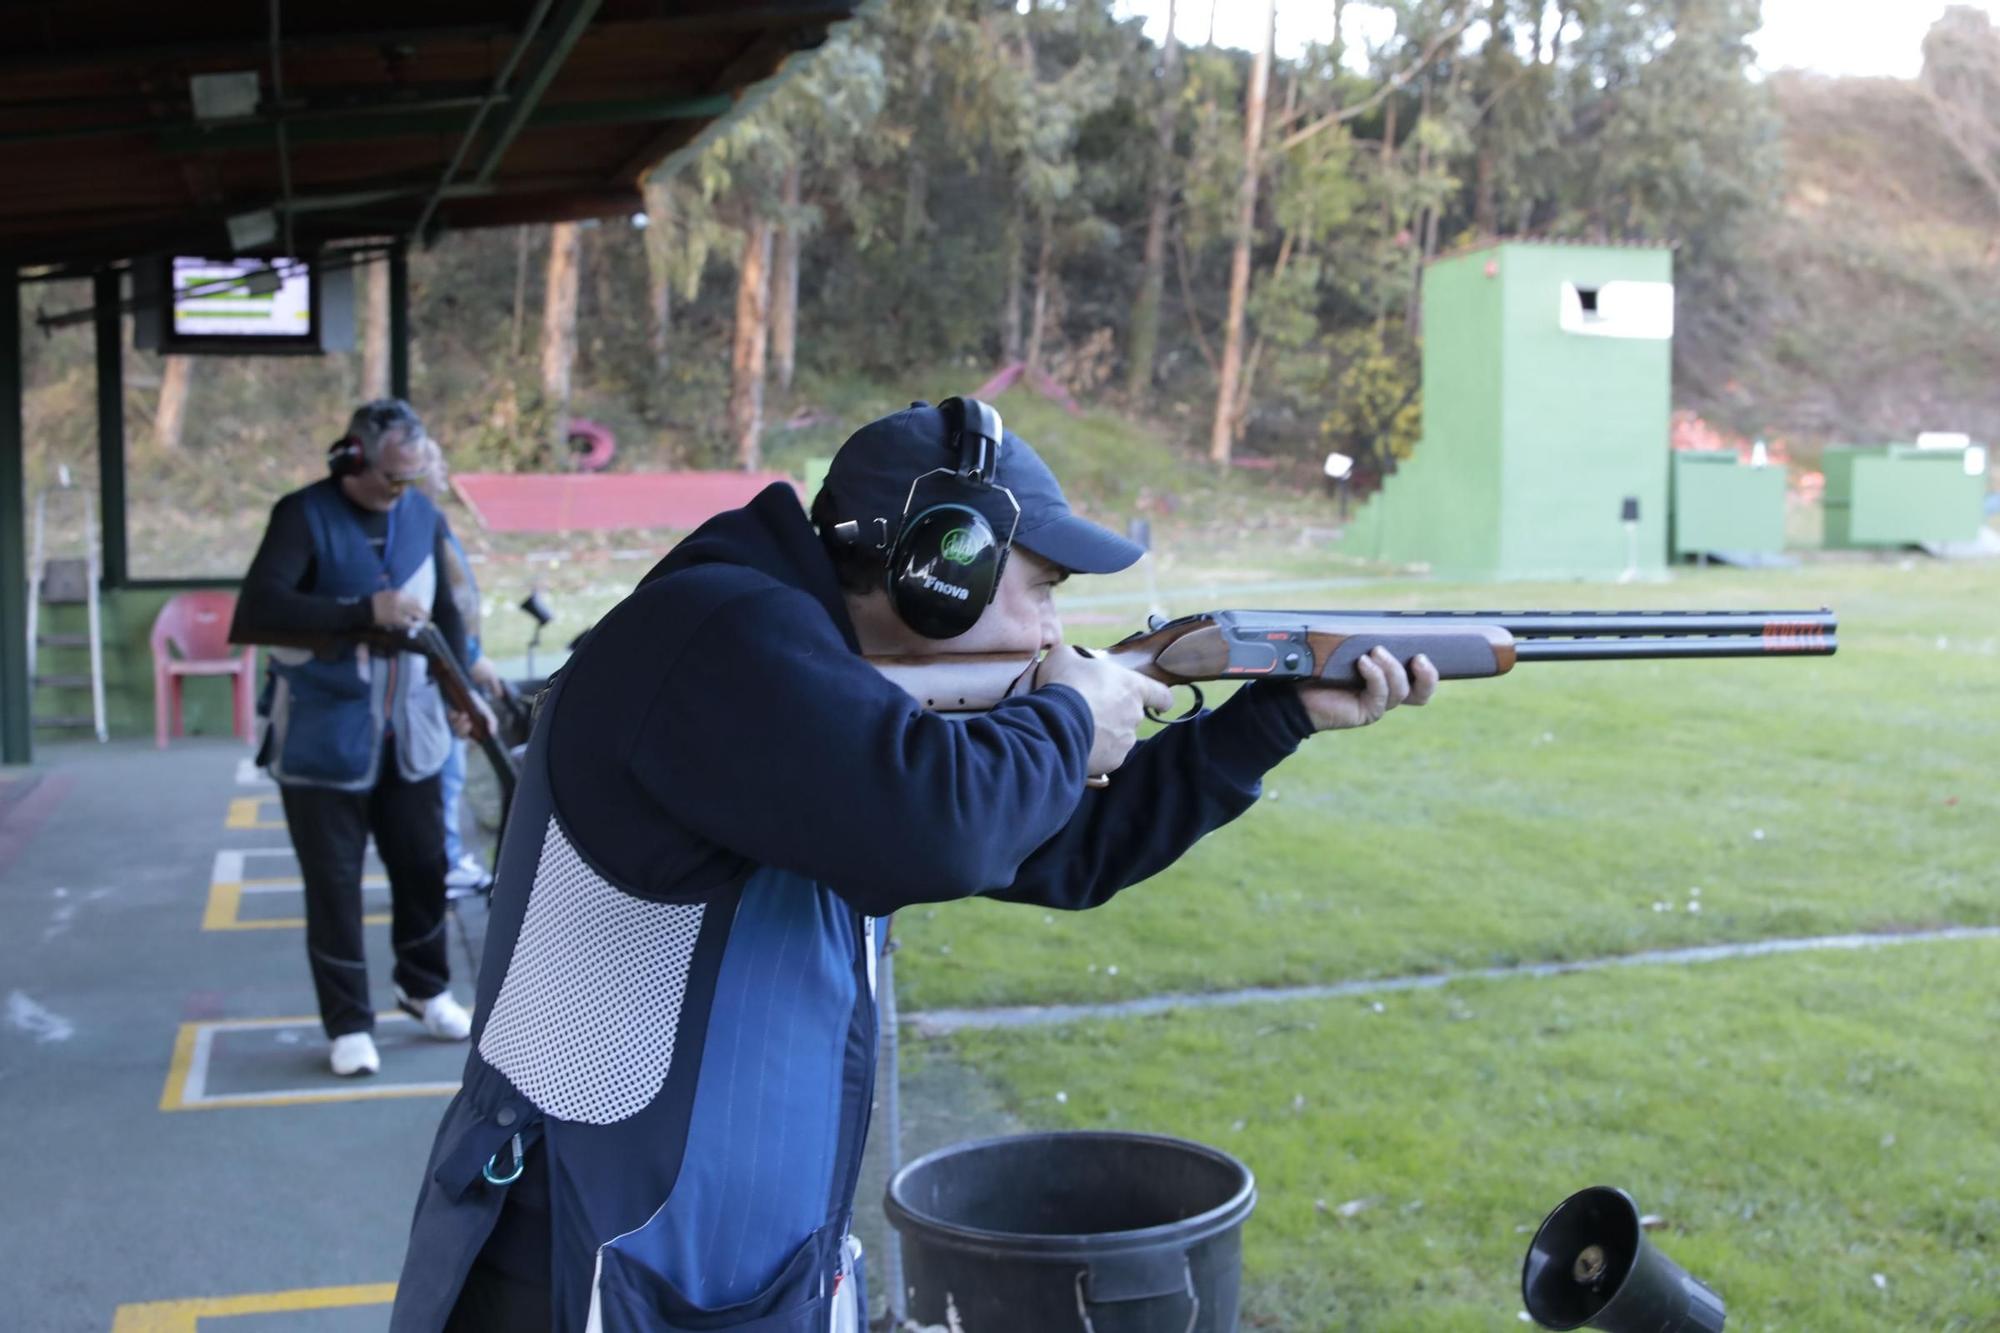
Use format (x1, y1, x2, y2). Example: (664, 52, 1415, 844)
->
(872, 606, 1838, 715)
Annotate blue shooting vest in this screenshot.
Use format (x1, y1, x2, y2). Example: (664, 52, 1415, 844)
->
(391, 659, 875, 1333)
(263, 480, 453, 790)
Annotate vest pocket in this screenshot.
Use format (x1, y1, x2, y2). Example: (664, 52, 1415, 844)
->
(591, 1221, 835, 1333)
(278, 666, 375, 782)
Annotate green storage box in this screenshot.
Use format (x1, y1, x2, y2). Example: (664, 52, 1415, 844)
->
(1670, 451, 1786, 559)
(1822, 444, 1986, 547)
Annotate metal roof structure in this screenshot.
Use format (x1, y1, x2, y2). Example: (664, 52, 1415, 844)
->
(1, 0, 862, 269)
(0, 0, 866, 764)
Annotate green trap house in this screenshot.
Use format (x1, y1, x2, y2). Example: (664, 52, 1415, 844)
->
(1343, 241, 1675, 580)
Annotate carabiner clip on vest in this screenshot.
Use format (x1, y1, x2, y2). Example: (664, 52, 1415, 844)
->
(483, 1132, 525, 1186)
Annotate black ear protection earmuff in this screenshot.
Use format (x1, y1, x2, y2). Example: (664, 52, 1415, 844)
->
(326, 434, 365, 478)
(833, 396, 1021, 640)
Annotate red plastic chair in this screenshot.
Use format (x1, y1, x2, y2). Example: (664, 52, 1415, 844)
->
(151, 591, 256, 748)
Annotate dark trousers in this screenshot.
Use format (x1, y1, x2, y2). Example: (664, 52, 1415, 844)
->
(279, 736, 451, 1039)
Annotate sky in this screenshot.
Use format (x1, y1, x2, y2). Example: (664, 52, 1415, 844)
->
(1112, 1, 2000, 79)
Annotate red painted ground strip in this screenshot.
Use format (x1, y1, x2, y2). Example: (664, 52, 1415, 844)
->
(0, 773, 73, 879)
(451, 472, 802, 533)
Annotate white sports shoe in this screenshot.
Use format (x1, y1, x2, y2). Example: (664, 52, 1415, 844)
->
(398, 987, 473, 1041)
(444, 854, 493, 893)
(329, 1032, 381, 1077)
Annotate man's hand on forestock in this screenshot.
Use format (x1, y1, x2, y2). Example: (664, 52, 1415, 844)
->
(1297, 646, 1439, 732)
(1035, 637, 1175, 778)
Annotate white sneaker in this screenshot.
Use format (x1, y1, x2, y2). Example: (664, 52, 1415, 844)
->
(329, 1032, 380, 1077)
(445, 854, 493, 893)
(397, 987, 473, 1041)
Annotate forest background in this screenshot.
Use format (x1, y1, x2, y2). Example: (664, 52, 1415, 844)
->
(18, 0, 2000, 582)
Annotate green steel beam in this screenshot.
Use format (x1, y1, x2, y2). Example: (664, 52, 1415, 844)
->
(1, 267, 29, 764)
(408, 0, 558, 245)
(471, 0, 606, 186)
(94, 269, 127, 588)
(155, 92, 727, 154)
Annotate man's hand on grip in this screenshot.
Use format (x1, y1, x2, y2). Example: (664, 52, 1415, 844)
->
(371, 589, 428, 632)
(1034, 638, 1174, 778)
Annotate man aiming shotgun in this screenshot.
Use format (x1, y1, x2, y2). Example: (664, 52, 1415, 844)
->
(389, 394, 1830, 1332)
(388, 396, 1443, 1333)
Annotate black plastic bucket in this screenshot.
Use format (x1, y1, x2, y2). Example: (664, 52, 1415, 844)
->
(884, 1131, 1257, 1333)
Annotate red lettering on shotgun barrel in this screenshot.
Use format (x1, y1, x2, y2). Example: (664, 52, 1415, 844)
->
(1761, 621, 1826, 652)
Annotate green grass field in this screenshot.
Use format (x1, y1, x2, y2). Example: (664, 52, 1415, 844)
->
(945, 939, 2000, 1331)
(891, 561, 1997, 1012)
(885, 557, 2000, 1332)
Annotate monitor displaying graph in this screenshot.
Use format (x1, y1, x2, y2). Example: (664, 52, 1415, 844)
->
(167, 256, 316, 342)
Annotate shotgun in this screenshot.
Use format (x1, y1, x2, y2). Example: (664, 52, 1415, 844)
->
(232, 622, 519, 818)
(870, 608, 1838, 718)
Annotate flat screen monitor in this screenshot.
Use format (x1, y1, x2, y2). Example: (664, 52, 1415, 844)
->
(160, 255, 321, 353)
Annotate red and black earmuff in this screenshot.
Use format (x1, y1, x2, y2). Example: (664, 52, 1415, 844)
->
(326, 433, 365, 478)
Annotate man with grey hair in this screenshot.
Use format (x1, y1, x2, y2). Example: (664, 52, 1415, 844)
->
(232, 398, 484, 1077)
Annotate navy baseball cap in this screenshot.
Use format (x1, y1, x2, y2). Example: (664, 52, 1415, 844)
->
(820, 401, 1144, 575)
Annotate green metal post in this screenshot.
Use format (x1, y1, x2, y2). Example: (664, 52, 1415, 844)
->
(1, 266, 30, 764)
(95, 268, 127, 587)
(389, 242, 411, 401)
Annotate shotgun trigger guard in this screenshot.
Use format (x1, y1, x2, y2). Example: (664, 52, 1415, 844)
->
(1147, 683, 1204, 725)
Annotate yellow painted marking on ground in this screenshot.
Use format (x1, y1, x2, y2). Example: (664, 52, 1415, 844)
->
(159, 1022, 200, 1112)
(224, 796, 283, 830)
(110, 1282, 396, 1331)
(200, 879, 246, 932)
(160, 1013, 460, 1111)
(202, 883, 389, 932)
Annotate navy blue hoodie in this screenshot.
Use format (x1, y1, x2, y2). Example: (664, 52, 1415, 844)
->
(548, 482, 1317, 914)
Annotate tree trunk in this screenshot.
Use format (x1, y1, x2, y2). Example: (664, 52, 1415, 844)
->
(361, 257, 391, 399)
(1126, 0, 1180, 398)
(1404, 77, 1435, 336)
(1025, 210, 1055, 374)
(772, 164, 802, 393)
(730, 217, 775, 470)
(1208, 0, 1274, 465)
(154, 356, 194, 453)
(540, 221, 582, 450)
(903, 22, 935, 254)
(511, 225, 532, 360)
(640, 182, 676, 374)
(1000, 207, 1024, 363)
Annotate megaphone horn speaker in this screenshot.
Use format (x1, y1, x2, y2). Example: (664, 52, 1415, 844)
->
(1521, 1186, 1725, 1332)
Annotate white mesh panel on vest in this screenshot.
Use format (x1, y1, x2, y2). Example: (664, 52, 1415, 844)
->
(479, 815, 705, 1124)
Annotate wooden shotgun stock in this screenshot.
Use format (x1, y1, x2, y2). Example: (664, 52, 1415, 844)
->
(871, 608, 1839, 715)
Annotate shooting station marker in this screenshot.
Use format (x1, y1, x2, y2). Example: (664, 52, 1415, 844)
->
(451, 472, 801, 534)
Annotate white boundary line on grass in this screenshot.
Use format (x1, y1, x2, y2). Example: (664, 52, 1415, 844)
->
(904, 926, 2000, 1037)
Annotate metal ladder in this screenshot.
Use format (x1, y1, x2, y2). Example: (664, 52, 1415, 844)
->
(26, 466, 108, 743)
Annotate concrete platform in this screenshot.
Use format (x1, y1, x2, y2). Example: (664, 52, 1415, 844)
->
(1, 739, 469, 1330)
